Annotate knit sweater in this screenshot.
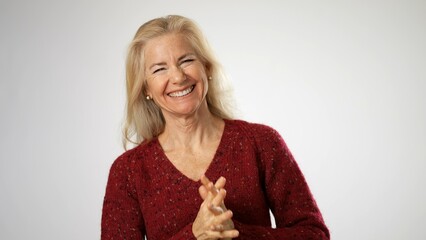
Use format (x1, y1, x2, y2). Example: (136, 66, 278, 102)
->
(101, 119, 330, 239)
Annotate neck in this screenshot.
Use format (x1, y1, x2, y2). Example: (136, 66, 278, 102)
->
(159, 109, 224, 152)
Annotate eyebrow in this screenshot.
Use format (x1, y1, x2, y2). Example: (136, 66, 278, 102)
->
(148, 53, 196, 70)
(148, 62, 166, 71)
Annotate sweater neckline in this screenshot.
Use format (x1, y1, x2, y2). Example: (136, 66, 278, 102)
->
(152, 119, 231, 183)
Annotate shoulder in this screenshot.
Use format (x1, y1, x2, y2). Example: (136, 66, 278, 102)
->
(226, 119, 295, 172)
(108, 140, 156, 175)
(226, 119, 290, 157)
(226, 119, 283, 141)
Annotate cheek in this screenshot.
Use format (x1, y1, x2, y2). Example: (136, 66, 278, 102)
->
(187, 62, 208, 79)
(196, 70, 208, 83)
(147, 78, 167, 94)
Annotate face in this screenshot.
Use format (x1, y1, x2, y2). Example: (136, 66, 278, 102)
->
(144, 33, 209, 119)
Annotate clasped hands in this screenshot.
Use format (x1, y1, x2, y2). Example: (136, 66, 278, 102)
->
(192, 175, 239, 240)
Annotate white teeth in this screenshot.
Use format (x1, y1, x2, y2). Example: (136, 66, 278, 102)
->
(168, 85, 194, 97)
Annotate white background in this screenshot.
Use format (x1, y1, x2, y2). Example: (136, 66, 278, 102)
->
(1, 0, 425, 239)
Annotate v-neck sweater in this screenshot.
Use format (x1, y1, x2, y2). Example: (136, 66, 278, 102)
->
(101, 119, 330, 239)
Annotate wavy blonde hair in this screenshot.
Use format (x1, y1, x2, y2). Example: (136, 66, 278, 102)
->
(123, 15, 235, 149)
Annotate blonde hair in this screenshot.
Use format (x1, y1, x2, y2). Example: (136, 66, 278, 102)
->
(123, 15, 235, 149)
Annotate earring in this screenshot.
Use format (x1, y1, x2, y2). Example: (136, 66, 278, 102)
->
(146, 95, 152, 100)
(208, 76, 212, 80)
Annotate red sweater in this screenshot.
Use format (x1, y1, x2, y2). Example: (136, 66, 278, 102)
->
(101, 119, 330, 239)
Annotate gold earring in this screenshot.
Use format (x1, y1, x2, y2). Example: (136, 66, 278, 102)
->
(208, 76, 212, 80)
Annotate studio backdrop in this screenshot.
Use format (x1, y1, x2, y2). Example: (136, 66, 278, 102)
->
(0, 1, 425, 239)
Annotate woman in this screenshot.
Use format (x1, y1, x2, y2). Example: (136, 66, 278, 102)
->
(101, 15, 330, 239)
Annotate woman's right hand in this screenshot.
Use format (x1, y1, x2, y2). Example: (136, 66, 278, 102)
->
(192, 176, 239, 240)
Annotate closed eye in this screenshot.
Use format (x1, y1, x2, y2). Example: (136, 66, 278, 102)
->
(180, 58, 195, 67)
(153, 67, 166, 74)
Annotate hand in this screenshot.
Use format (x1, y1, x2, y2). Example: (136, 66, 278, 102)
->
(201, 177, 237, 240)
(192, 176, 239, 240)
(199, 176, 229, 216)
(201, 176, 234, 231)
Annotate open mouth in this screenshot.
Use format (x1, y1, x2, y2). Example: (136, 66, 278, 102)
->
(168, 85, 195, 98)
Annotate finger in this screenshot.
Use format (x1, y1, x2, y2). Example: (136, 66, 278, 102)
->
(220, 229, 239, 239)
(211, 188, 226, 209)
(214, 176, 226, 190)
(209, 204, 224, 215)
(201, 230, 222, 239)
(199, 190, 215, 211)
(220, 229, 239, 238)
(201, 175, 220, 194)
(200, 176, 218, 197)
(201, 175, 227, 197)
(205, 229, 239, 239)
(206, 181, 218, 194)
(198, 185, 208, 200)
(215, 209, 234, 223)
(203, 189, 215, 204)
(210, 224, 224, 231)
(200, 175, 211, 186)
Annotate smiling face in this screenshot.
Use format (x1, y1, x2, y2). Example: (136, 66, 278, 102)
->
(144, 33, 210, 119)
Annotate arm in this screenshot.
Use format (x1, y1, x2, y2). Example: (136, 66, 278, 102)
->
(167, 225, 197, 240)
(101, 155, 145, 239)
(233, 125, 330, 239)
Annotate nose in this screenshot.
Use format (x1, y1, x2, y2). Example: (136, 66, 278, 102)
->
(169, 66, 186, 84)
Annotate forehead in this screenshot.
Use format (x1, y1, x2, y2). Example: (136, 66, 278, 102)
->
(144, 33, 195, 62)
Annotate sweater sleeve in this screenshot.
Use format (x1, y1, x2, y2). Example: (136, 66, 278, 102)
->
(166, 224, 197, 240)
(234, 124, 330, 239)
(101, 154, 145, 239)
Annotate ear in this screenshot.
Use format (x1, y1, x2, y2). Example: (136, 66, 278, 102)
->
(204, 61, 212, 77)
(144, 84, 151, 97)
